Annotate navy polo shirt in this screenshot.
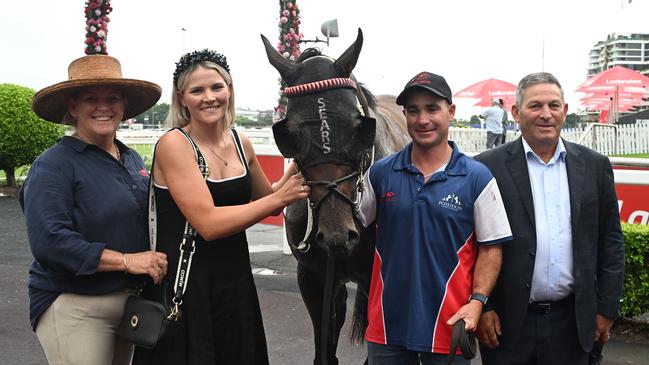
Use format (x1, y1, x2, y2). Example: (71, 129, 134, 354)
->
(19, 136, 149, 330)
(359, 141, 512, 353)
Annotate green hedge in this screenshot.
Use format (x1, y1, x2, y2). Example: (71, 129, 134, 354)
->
(621, 223, 649, 317)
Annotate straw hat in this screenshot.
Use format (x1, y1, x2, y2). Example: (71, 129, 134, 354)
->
(32, 54, 161, 123)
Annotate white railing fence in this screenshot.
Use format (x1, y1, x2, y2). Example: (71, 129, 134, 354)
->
(116, 122, 649, 157)
(563, 121, 649, 155)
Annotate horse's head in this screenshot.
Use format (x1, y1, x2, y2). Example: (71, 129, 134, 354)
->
(262, 29, 375, 256)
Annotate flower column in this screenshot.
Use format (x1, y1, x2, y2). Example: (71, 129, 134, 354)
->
(274, 0, 304, 121)
(84, 0, 112, 55)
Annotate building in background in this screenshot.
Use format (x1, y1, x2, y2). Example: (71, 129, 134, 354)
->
(588, 33, 649, 77)
(587, 33, 649, 116)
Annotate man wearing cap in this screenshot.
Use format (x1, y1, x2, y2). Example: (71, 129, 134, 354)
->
(480, 98, 505, 149)
(358, 71, 512, 364)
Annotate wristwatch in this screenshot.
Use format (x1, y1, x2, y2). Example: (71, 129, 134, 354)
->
(469, 293, 489, 305)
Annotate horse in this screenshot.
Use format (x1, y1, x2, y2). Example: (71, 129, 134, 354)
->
(262, 29, 410, 365)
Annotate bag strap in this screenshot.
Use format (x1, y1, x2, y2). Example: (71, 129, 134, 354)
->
(147, 127, 209, 317)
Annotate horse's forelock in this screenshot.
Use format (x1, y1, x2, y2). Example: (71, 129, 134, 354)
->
(297, 48, 322, 62)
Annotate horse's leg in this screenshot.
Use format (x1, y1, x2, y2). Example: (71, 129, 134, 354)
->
(330, 283, 348, 364)
(298, 264, 350, 365)
(297, 262, 330, 365)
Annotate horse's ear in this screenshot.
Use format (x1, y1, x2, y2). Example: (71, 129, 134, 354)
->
(261, 34, 301, 83)
(334, 28, 363, 77)
(351, 116, 376, 151)
(272, 119, 300, 158)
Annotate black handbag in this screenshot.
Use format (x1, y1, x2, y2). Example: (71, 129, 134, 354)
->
(117, 286, 180, 349)
(117, 130, 209, 348)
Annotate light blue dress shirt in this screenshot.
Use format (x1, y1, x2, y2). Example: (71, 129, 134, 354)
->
(522, 138, 574, 302)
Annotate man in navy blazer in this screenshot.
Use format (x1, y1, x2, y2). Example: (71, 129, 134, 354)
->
(474, 72, 624, 365)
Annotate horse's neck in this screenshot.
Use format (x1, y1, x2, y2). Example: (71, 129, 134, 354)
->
(371, 97, 410, 161)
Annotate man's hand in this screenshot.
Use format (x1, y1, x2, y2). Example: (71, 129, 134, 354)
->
(447, 300, 483, 332)
(593, 314, 615, 343)
(477, 310, 501, 348)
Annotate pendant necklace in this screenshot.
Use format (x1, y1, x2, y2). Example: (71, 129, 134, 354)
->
(114, 141, 121, 161)
(202, 143, 229, 166)
(188, 127, 229, 165)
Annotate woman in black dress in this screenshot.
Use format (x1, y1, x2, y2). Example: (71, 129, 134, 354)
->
(133, 50, 309, 364)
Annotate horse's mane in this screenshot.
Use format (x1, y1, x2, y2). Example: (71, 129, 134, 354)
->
(296, 47, 322, 62)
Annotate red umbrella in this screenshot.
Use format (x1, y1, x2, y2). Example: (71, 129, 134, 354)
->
(472, 96, 515, 109)
(577, 66, 649, 121)
(580, 92, 647, 101)
(454, 78, 517, 106)
(577, 66, 649, 93)
(584, 101, 636, 111)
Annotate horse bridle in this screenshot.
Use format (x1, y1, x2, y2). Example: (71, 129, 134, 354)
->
(304, 170, 361, 214)
(285, 76, 373, 253)
(293, 144, 372, 253)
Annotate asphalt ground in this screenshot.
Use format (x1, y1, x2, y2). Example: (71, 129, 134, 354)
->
(1, 196, 648, 364)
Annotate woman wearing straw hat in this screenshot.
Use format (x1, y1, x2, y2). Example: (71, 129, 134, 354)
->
(20, 53, 168, 365)
(132, 49, 309, 365)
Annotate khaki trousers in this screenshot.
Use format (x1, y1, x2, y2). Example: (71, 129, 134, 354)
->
(35, 290, 134, 365)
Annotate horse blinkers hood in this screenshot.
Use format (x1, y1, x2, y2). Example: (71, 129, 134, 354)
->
(273, 115, 375, 169)
(266, 28, 374, 169)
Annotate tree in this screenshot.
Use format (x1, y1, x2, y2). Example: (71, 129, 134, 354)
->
(134, 102, 170, 126)
(564, 113, 582, 129)
(235, 115, 256, 127)
(0, 84, 64, 186)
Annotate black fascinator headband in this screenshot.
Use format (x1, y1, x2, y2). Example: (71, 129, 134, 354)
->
(173, 49, 230, 87)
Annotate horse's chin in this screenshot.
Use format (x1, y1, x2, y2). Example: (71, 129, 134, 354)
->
(317, 242, 357, 258)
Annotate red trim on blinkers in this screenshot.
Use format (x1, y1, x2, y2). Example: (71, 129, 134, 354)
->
(283, 77, 357, 97)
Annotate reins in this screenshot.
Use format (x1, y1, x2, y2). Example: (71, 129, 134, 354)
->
(284, 76, 374, 365)
(286, 77, 373, 253)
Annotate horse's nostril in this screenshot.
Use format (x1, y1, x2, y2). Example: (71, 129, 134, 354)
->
(315, 232, 325, 244)
(347, 230, 360, 244)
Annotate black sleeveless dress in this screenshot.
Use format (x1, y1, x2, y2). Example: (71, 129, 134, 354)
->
(134, 129, 269, 365)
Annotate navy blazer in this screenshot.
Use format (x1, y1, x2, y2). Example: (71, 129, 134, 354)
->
(475, 137, 624, 352)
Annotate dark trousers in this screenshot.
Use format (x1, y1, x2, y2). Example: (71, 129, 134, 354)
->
(486, 132, 503, 149)
(480, 297, 588, 365)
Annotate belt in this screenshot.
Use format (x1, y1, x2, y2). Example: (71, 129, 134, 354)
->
(528, 295, 573, 314)
(447, 319, 476, 365)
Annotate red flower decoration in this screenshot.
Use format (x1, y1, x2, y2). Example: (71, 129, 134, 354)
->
(274, 0, 304, 121)
(84, 0, 112, 55)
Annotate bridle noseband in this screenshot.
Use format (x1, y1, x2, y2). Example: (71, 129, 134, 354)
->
(284, 76, 373, 253)
(305, 170, 360, 214)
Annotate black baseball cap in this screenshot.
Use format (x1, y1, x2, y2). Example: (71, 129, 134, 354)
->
(396, 71, 453, 106)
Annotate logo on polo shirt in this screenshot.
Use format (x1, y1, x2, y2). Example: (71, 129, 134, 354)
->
(138, 168, 149, 177)
(439, 193, 462, 211)
(380, 191, 397, 203)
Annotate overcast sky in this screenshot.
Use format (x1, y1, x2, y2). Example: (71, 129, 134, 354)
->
(1, 0, 648, 119)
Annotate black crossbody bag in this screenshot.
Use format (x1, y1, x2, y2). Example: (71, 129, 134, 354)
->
(117, 128, 209, 349)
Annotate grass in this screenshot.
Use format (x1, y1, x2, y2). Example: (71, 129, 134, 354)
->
(611, 153, 649, 158)
(0, 166, 30, 185)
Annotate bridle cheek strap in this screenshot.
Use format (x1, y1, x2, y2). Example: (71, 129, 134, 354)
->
(285, 76, 374, 253)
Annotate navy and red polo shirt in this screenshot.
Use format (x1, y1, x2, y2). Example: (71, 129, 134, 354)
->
(359, 141, 512, 353)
